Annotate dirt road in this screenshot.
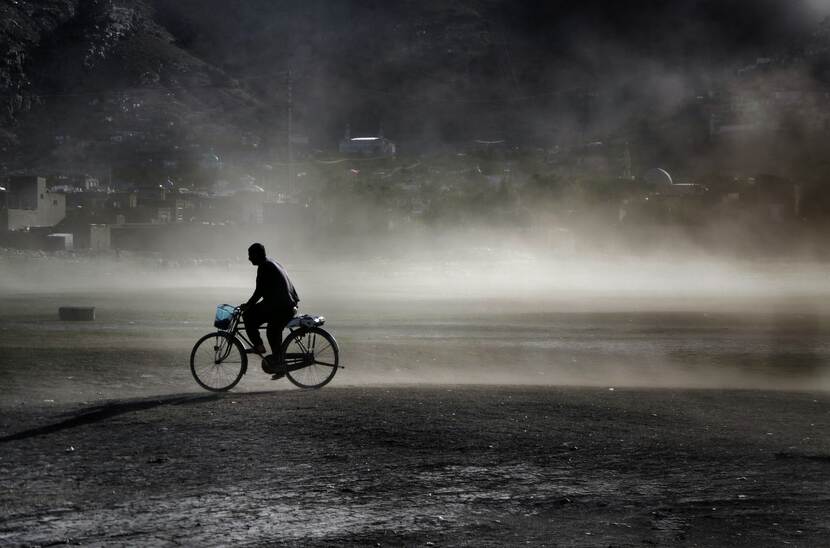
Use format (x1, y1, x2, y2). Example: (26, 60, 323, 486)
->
(2, 386, 828, 546)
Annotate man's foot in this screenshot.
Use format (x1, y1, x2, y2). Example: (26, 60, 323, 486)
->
(245, 344, 267, 355)
(261, 354, 285, 376)
(271, 372, 285, 380)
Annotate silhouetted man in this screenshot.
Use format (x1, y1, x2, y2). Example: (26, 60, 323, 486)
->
(241, 243, 299, 371)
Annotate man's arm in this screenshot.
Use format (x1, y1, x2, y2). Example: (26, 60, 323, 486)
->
(244, 289, 261, 309)
(244, 269, 263, 309)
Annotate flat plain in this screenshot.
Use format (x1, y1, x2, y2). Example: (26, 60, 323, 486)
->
(1, 279, 829, 546)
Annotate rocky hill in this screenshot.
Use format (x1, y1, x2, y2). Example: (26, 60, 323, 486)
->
(1, 0, 262, 176)
(1, 0, 828, 180)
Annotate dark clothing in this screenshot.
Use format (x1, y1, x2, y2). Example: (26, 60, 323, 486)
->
(244, 258, 299, 353)
(243, 302, 296, 353)
(246, 258, 299, 311)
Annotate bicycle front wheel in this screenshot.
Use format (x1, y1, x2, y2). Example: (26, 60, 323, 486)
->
(281, 327, 339, 389)
(190, 331, 247, 392)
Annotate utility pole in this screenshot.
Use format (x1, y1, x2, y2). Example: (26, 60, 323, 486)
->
(623, 141, 632, 180)
(287, 68, 293, 198)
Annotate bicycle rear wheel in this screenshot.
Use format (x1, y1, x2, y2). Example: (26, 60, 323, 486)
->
(190, 331, 247, 392)
(281, 327, 339, 389)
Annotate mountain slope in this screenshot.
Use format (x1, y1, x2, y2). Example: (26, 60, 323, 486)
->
(1, 0, 829, 178)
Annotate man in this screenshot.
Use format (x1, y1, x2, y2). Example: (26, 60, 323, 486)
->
(241, 243, 299, 373)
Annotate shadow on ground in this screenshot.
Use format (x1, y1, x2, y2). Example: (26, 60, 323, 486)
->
(0, 392, 262, 443)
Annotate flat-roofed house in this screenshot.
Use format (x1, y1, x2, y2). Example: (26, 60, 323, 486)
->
(4, 176, 66, 230)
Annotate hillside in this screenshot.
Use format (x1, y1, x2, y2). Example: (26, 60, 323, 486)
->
(1, 0, 829, 179)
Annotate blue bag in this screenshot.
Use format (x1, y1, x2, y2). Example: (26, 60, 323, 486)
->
(214, 304, 235, 329)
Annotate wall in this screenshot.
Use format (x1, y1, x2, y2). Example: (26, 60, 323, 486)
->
(5, 176, 66, 230)
(90, 224, 111, 251)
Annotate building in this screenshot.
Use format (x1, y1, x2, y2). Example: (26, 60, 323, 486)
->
(3, 176, 66, 231)
(89, 224, 111, 251)
(339, 126, 396, 157)
(46, 233, 74, 251)
(0, 185, 6, 231)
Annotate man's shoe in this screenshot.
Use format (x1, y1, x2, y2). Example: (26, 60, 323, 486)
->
(261, 354, 285, 375)
(246, 345, 267, 355)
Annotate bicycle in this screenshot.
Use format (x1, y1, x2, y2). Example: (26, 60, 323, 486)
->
(190, 304, 340, 392)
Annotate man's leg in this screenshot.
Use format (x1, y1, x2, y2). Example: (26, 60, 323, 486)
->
(265, 308, 295, 356)
(243, 303, 268, 353)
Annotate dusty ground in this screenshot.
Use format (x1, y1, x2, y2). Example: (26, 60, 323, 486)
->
(1, 277, 830, 546)
(1, 386, 829, 546)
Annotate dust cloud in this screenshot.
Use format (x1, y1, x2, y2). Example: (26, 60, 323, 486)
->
(3, 233, 830, 307)
(2, 238, 830, 401)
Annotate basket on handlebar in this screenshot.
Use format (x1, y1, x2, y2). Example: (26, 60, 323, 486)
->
(214, 304, 236, 329)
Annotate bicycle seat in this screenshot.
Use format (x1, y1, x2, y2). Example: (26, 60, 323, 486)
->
(287, 314, 325, 328)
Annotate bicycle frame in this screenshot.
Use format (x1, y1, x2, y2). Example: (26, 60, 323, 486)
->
(223, 308, 257, 350)
(221, 307, 305, 369)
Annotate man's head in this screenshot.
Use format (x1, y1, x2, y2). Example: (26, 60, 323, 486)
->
(247, 242, 266, 266)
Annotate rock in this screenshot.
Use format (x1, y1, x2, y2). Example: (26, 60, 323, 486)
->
(58, 306, 95, 321)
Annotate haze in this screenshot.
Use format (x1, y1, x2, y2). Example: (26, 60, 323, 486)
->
(3, 0, 830, 397)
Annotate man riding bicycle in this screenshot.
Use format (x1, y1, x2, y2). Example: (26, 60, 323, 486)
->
(241, 243, 299, 374)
